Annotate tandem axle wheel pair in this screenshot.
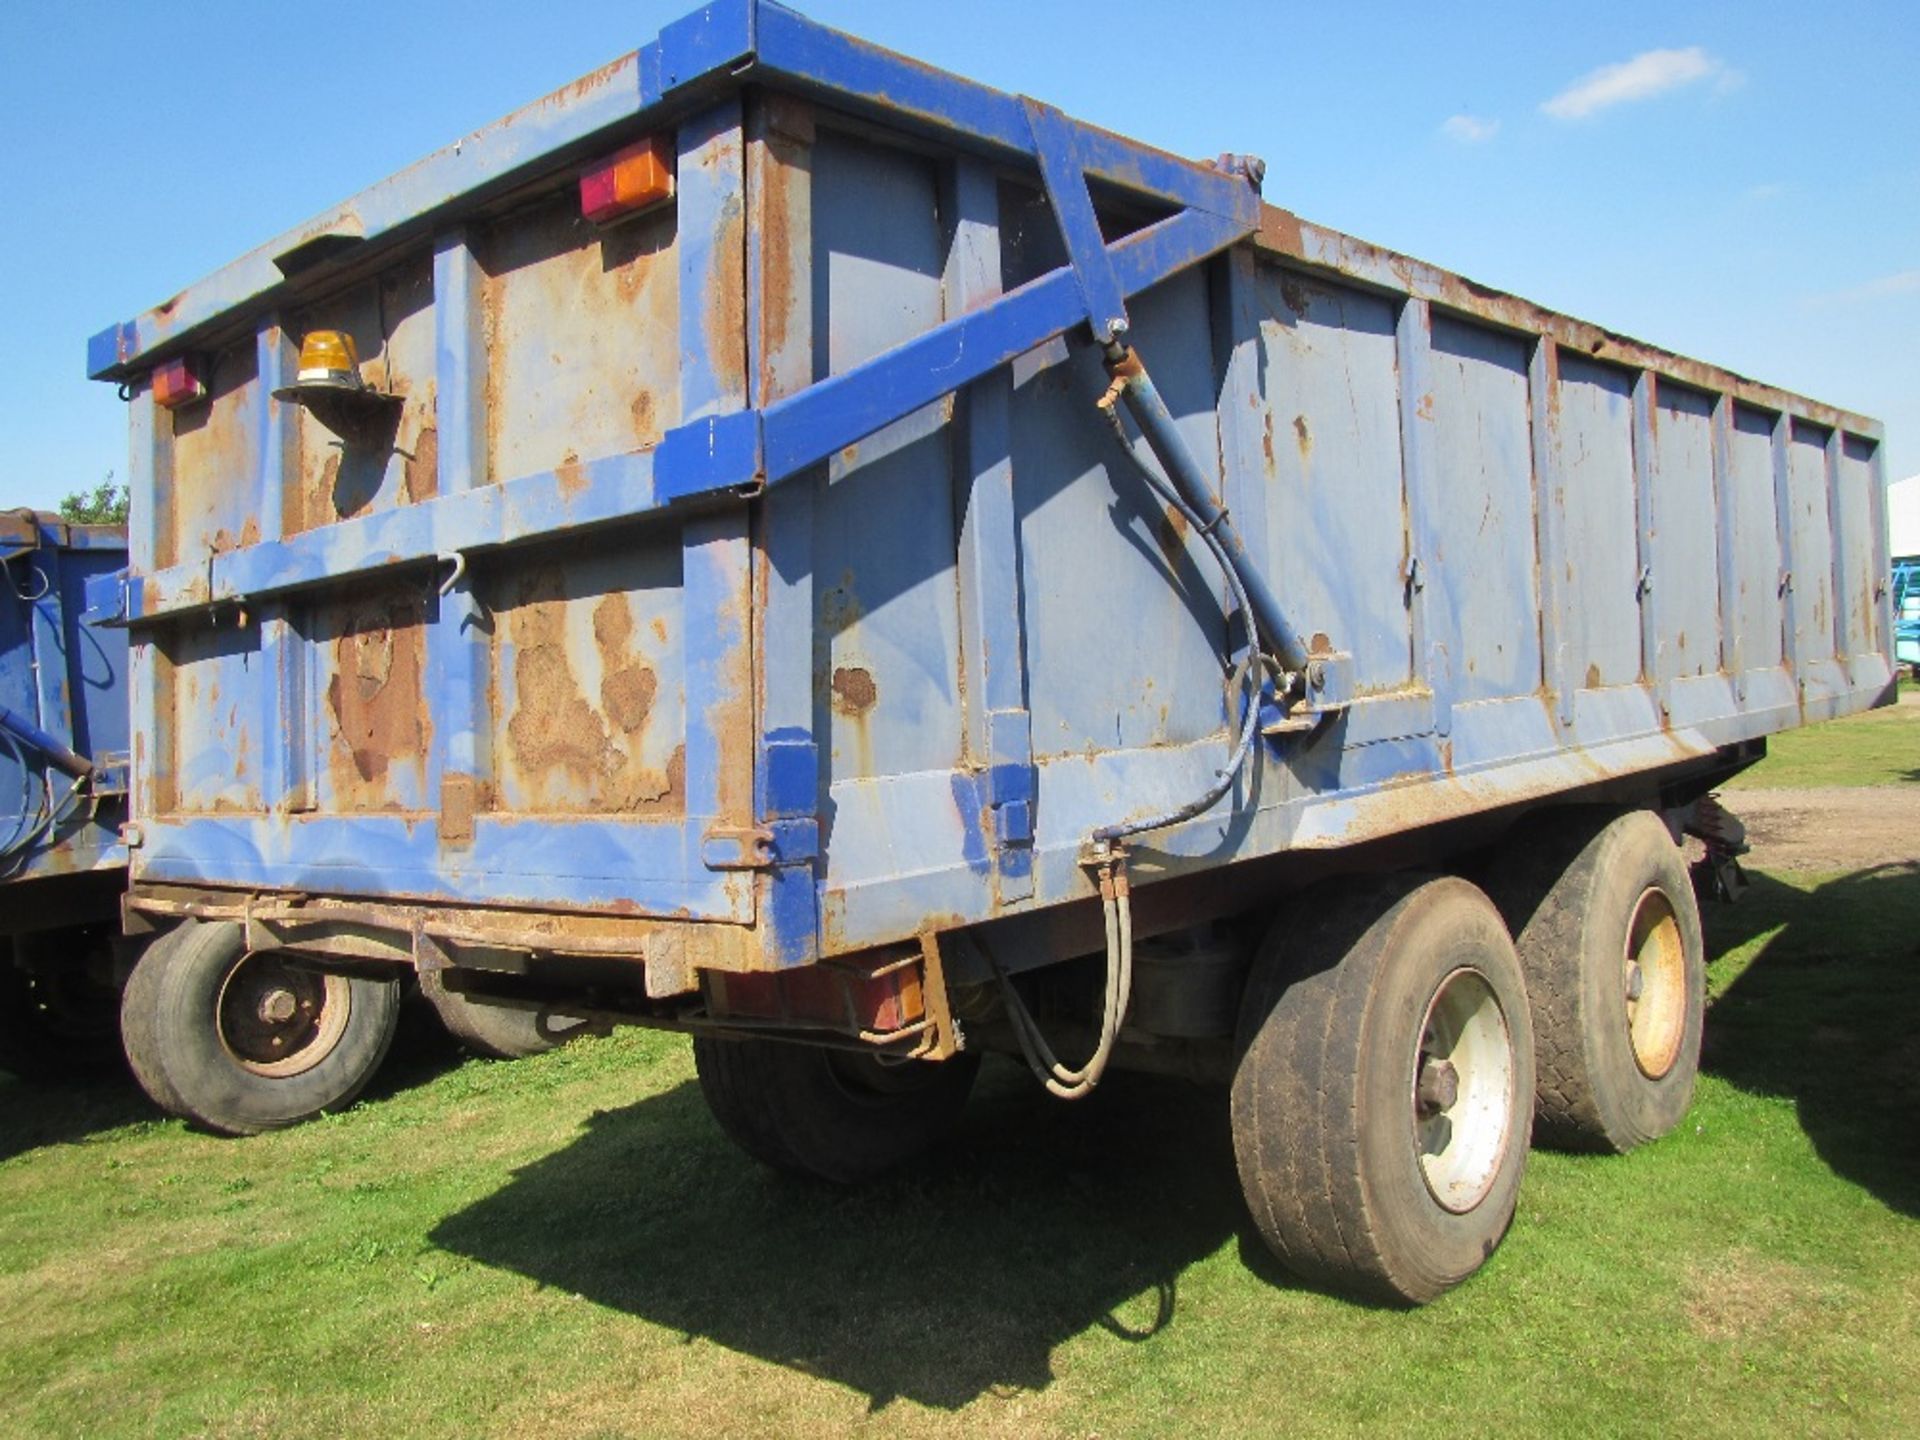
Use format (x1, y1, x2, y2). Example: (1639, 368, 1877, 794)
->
(113, 805, 1705, 1304)
(692, 804, 1706, 1306)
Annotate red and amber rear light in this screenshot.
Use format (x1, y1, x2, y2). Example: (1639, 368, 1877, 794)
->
(152, 356, 205, 410)
(580, 135, 674, 225)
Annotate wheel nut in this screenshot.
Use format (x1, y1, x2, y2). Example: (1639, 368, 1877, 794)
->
(1625, 962, 1645, 1003)
(1417, 1058, 1459, 1114)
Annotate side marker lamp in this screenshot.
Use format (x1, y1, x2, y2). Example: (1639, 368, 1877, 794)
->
(152, 356, 206, 410)
(581, 136, 674, 225)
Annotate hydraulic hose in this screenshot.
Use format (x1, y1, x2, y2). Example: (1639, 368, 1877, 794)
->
(992, 340, 1285, 1101)
(983, 854, 1132, 1100)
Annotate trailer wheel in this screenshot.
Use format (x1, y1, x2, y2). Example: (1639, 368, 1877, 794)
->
(1232, 875, 1534, 1305)
(693, 1035, 981, 1184)
(0, 932, 123, 1079)
(418, 966, 594, 1060)
(1488, 807, 1704, 1153)
(120, 923, 198, 1117)
(141, 921, 401, 1136)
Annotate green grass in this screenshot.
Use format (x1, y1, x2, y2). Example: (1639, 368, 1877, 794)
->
(1725, 677, 1919, 789)
(3, 692, 1916, 1437)
(6, 877, 1919, 1439)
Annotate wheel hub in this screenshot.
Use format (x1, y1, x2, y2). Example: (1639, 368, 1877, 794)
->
(1623, 887, 1686, 1079)
(1412, 967, 1515, 1214)
(1416, 1057, 1459, 1114)
(216, 954, 353, 1079)
(258, 988, 299, 1025)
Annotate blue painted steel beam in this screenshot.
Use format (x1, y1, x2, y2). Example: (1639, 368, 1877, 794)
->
(1022, 99, 1128, 345)
(947, 155, 1034, 903)
(752, 206, 1248, 489)
(749, 1, 1257, 225)
(137, 813, 747, 918)
(88, 0, 1258, 384)
(1395, 298, 1452, 739)
(254, 319, 307, 812)
(425, 230, 492, 829)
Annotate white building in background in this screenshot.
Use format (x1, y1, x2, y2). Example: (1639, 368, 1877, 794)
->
(1892, 473, 1920, 558)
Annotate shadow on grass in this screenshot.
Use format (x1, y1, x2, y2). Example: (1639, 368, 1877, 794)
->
(0, 1066, 154, 1163)
(1702, 860, 1920, 1217)
(0, 991, 470, 1163)
(432, 1062, 1268, 1409)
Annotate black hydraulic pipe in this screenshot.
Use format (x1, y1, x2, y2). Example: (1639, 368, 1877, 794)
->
(1103, 343, 1309, 677)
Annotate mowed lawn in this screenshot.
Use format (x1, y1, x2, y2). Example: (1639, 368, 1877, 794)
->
(3, 692, 1916, 1438)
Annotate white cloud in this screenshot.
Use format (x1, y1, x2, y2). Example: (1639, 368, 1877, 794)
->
(1745, 182, 1787, 202)
(1440, 114, 1501, 144)
(1542, 47, 1726, 120)
(1811, 270, 1920, 306)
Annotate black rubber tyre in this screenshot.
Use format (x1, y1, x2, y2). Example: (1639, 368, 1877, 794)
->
(417, 966, 595, 1060)
(0, 932, 123, 1079)
(1232, 874, 1535, 1306)
(120, 923, 198, 1117)
(693, 1035, 981, 1184)
(1487, 807, 1705, 1153)
(143, 921, 401, 1136)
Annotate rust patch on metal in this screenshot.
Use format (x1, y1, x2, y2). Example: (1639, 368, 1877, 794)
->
(830, 665, 878, 716)
(594, 593, 658, 734)
(1258, 207, 1306, 259)
(502, 571, 681, 814)
(1293, 413, 1313, 465)
(555, 452, 587, 499)
(478, 192, 676, 485)
(702, 196, 749, 397)
(405, 424, 438, 503)
(440, 771, 481, 846)
(1586, 662, 1603, 691)
(324, 591, 431, 805)
(1152, 503, 1190, 567)
(754, 134, 797, 399)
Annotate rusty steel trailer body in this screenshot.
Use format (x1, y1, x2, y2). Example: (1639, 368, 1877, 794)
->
(87, 0, 1893, 1293)
(0, 514, 131, 1074)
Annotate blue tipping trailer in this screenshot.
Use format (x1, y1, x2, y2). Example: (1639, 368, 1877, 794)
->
(0, 512, 131, 1076)
(89, 2, 1895, 1300)
(1894, 556, 1919, 676)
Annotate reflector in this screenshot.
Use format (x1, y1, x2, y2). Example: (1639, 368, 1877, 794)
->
(152, 356, 205, 410)
(580, 136, 674, 224)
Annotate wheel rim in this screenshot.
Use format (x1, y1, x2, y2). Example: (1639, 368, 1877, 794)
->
(216, 953, 352, 1079)
(1412, 967, 1516, 1214)
(1623, 886, 1687, 1079)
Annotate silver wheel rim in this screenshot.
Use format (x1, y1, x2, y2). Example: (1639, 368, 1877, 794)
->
(1413, 967, 1515, 1214)
(216, 954, 352, 1079)
(1623, 886, 1686, 1079)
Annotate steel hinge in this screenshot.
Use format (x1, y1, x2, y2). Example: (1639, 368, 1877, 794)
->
(701, 826, 777, 870)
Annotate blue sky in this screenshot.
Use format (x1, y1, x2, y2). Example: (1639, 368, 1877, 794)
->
(2, 0, 1914, 512)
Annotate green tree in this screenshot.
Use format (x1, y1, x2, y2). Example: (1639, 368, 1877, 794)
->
(58, 476, 129, 526)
